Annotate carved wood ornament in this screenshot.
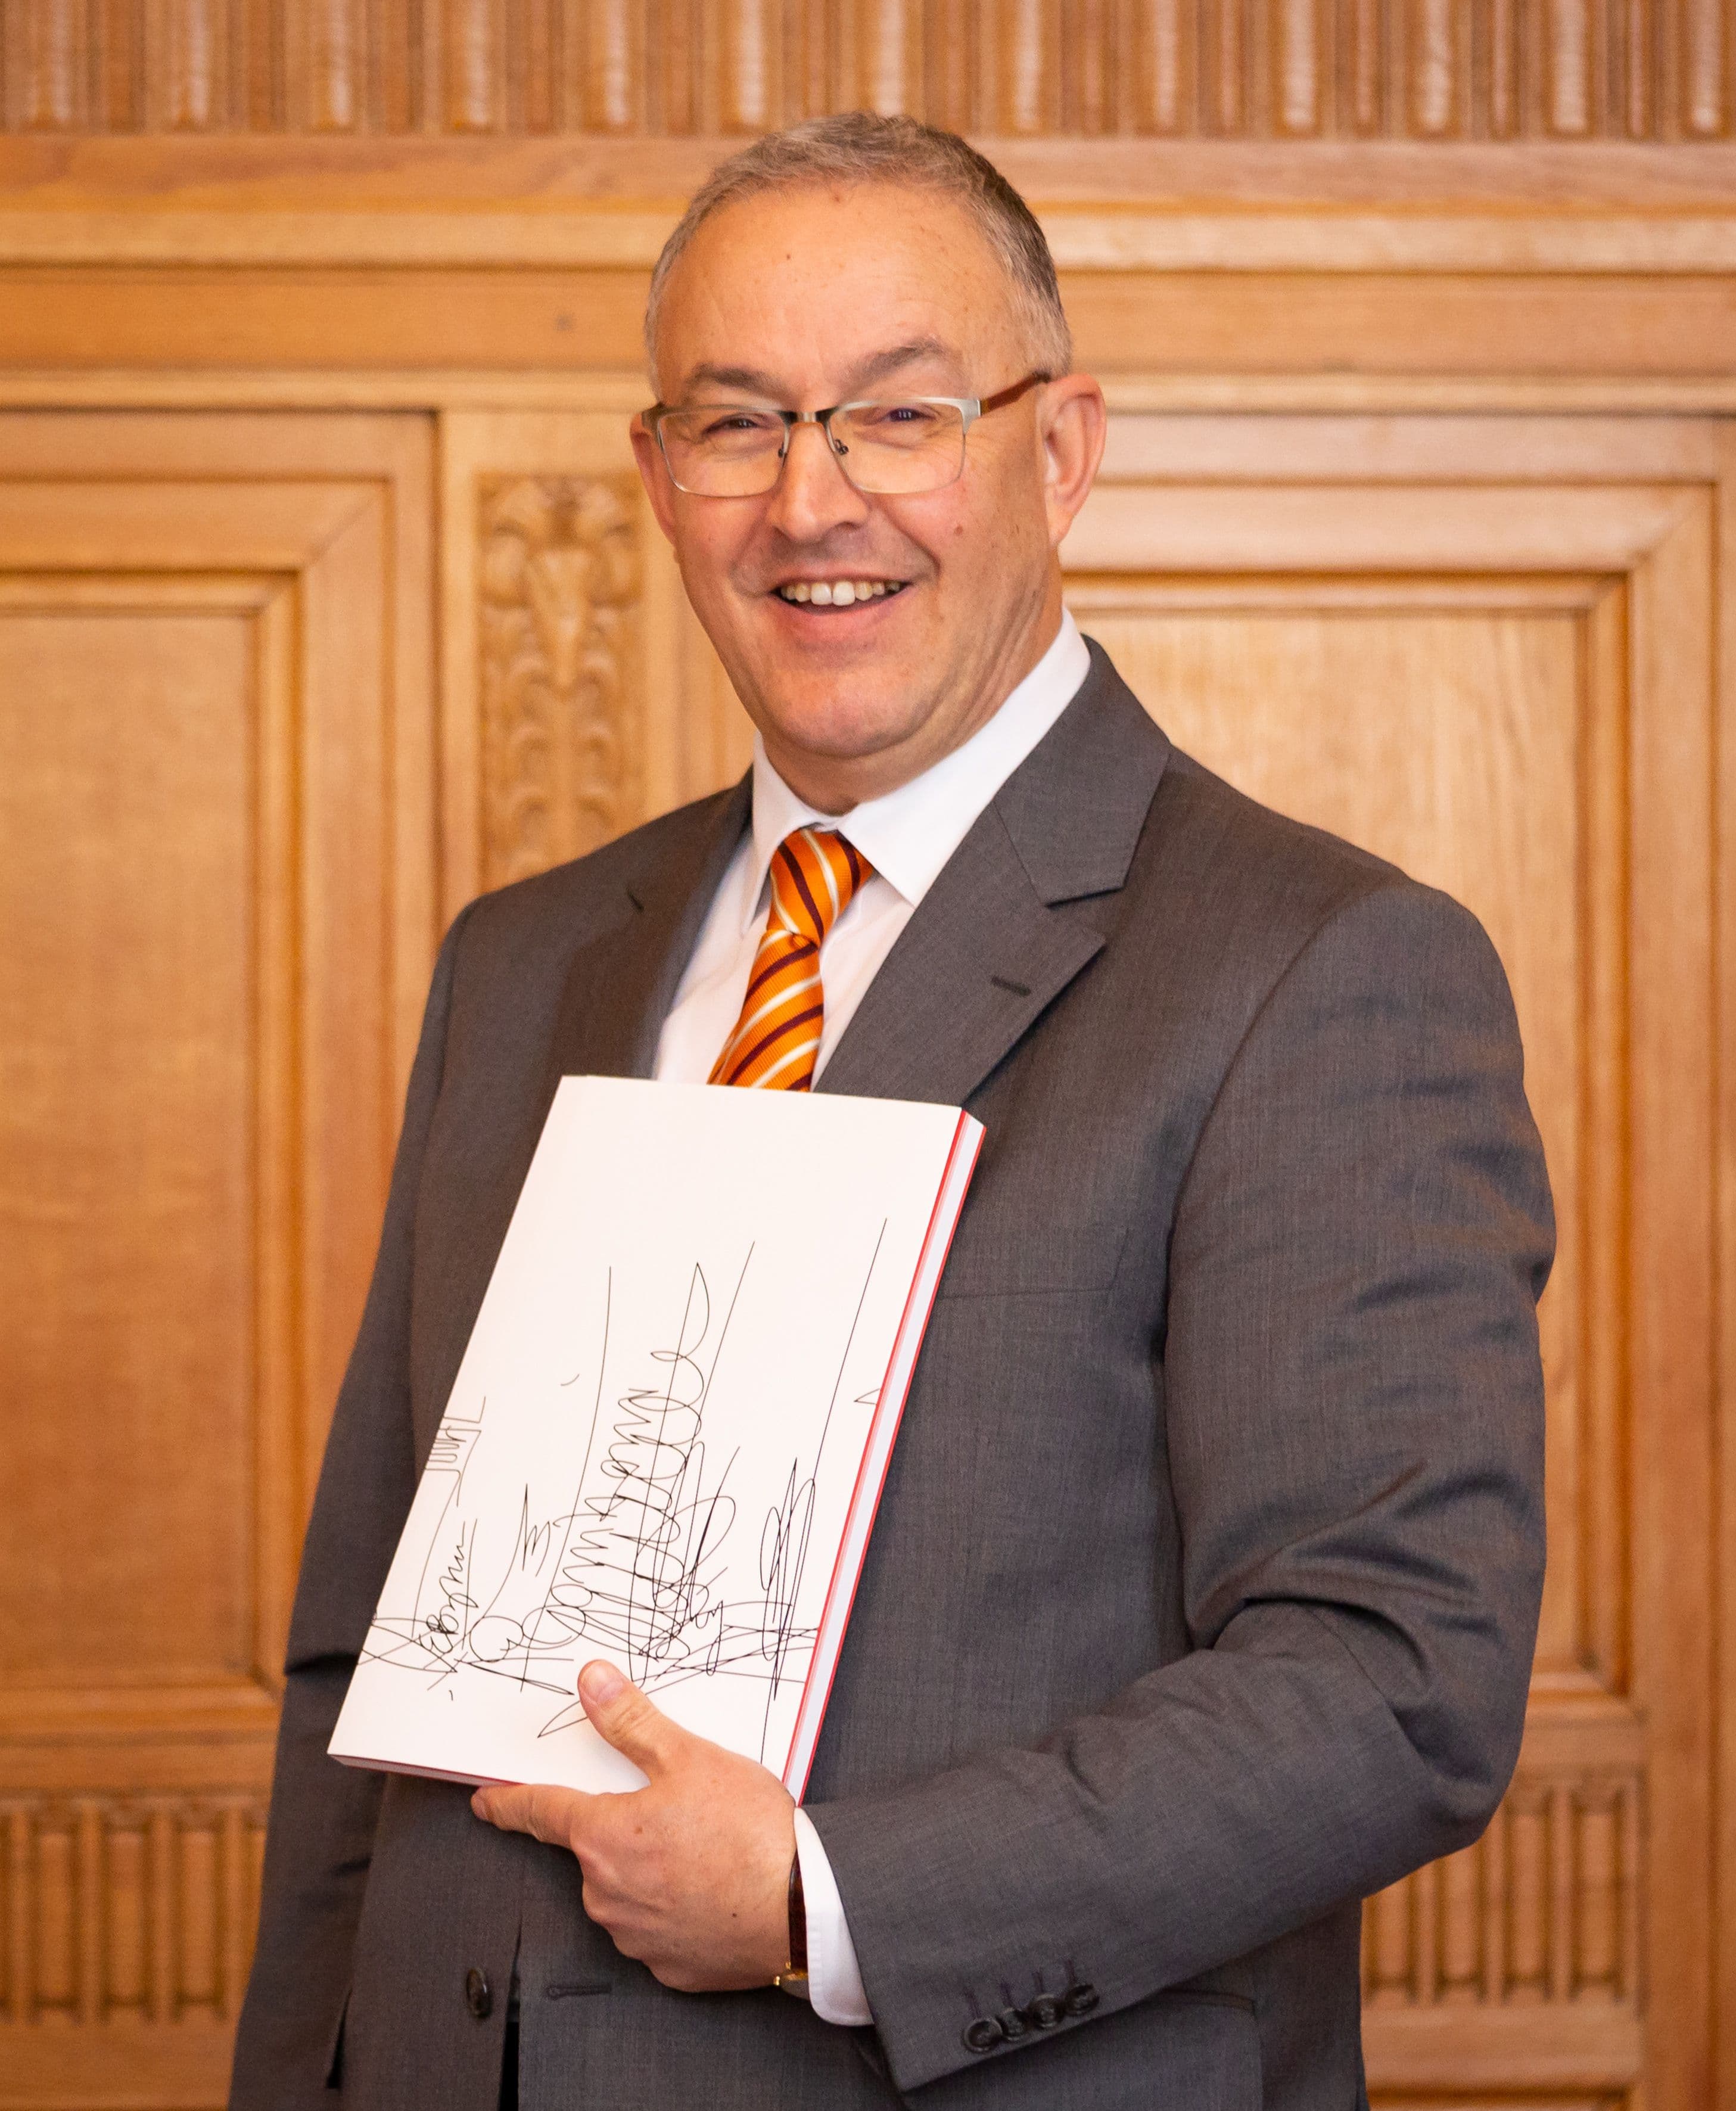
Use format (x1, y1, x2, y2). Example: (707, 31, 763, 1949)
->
(480, 473, 643, 886)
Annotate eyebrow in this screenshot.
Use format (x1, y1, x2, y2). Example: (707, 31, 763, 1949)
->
(673, 337, 960, 404)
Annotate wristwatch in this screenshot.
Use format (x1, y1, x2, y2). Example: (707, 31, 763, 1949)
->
(772, 1848, 810, 1999)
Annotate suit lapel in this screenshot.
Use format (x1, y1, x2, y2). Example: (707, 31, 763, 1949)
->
(817, 645, 1171, 1108)
(546, 776, 751, 1087)
(814, 803, 1103, 1106)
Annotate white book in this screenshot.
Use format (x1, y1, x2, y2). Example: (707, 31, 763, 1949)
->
(330, 1075, 983, 1799)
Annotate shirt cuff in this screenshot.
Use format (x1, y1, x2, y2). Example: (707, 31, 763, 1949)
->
(792, 1808, 873, 2026)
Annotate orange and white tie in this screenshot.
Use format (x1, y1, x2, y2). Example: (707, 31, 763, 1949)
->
(710, 827, 873, 1091)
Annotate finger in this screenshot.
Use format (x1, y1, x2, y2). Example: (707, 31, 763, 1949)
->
(577, 1661, 684, 1774)
(471, 1780, 597, 1849)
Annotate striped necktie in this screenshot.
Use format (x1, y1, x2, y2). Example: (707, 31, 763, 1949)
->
(709, 827, 873, 1090)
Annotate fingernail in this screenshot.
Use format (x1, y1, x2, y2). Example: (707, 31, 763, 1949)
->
(580, 1661, 626, 1706)
(470, 1791, 488, 1817)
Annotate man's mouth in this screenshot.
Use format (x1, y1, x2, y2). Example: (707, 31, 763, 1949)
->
(773, 579, 909, 607)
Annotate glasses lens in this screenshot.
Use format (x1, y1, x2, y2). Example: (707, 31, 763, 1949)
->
(660, 406, 788, 495)
(831, 401, 967, 494)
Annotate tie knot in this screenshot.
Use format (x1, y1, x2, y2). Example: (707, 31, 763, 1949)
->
(767, 828, 872, 948)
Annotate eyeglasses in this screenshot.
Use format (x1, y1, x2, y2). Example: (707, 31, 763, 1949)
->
(643, 372, 1049, 498)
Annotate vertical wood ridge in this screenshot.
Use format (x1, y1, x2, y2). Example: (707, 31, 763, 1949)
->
(151, 0, 225, 129)
(1208, 0, 1247, 132)
(442, 0, 500, 129)
(1485, 0, 1519, 133)
(1411, 0, 1457, 135)
(1274, 0, 1322, 133)
(1138, 0, 1191, 132)
(1343, 0, 1382, 130)
(305, 0, 364, 128)
(1679, 0, 1725, 133)
(1546, 0, 1591, 133)
(8, 0, 88, 128)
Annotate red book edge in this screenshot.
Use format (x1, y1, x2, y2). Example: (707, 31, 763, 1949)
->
(777, 1105, 985, 1802)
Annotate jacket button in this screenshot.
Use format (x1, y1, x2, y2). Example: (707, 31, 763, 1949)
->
(1063, 1981, 1100, 2017)
(465, 1967, 493, 2020)
(1025, 1992, 1065, 2030)
(996, 2005, 1029, 2041)
(962, 2016, 1003, 2054)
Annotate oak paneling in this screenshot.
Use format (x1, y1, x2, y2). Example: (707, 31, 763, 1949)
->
(0, 21, 1733, 2100)
(1062, 413, 1733, 2107)
(0, 0, 1729, 139)
(1, 586, 260, 1694)
(0, 411, 435, 2105)
(6, 390, 1729, 2110)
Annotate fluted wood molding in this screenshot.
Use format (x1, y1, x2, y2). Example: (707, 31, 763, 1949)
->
(0, 1793, 266, 2027)
(1363, 1763, 1643, 2013)
(1, 1, 1729, 142)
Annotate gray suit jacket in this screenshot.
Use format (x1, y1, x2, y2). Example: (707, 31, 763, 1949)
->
(232, 645, 1552, 2111)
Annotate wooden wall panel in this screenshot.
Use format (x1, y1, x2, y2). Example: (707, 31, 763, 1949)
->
(0, 390, 1715, 2111)
(1059, 413, 1732, 2107)
(0, 412, 435, 2106)
(0, 582, 264, 1699)
(0, 0, 1729, 139)
(0, 15, 1732, 2101)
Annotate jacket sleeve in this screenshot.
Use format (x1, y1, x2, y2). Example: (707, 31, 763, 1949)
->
(805, 881, 1554, 2094)
(229, 906, 473, 2109)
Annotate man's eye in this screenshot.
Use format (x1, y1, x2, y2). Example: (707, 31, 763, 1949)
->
(698, 412, 780, 439)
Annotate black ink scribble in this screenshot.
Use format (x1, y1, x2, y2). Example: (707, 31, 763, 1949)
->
(357, 1227, 891, 1761)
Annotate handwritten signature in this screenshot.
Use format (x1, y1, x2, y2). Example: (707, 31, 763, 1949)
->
(357, 1237, 886, 1759)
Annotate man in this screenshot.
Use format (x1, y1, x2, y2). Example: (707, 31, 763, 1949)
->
(233, 114, 1551, 2110)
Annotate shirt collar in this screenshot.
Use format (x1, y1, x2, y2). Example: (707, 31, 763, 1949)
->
(743, 610, 1092, 931)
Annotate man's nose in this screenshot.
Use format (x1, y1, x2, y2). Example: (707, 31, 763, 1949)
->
(764, 419, 870, 541)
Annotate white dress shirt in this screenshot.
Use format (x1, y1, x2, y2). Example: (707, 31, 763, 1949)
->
(651, 611, 1091, 2024)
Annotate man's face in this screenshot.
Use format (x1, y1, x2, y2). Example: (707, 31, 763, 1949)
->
(633, 184, 1104, 810)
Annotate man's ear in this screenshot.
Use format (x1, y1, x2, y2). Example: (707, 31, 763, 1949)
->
(1038, 374, 1107, 550)
(631, 413, 680, 546)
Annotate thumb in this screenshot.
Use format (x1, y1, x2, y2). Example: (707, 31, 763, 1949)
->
(577, 1660, 681, 1773)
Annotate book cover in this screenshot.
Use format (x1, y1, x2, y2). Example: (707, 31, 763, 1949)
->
(329, 1075, 982, 1799)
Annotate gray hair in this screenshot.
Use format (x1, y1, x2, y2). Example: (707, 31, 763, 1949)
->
(644, 113, 1072, 385)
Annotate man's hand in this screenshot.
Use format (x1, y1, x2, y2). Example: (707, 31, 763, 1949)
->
(469, 1661, 797, 1992)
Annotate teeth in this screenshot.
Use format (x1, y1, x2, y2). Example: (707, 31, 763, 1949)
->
(778, 580, 903, 604)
